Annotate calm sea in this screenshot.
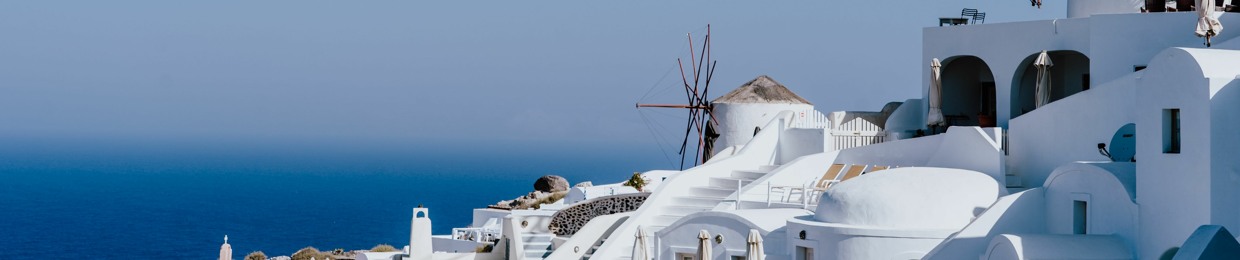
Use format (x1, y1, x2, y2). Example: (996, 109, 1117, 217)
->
(0, 138, 669, 259)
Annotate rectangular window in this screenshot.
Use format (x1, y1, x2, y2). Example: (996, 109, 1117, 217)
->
(1164, 109, 1181, 154)
(797, 246, 814, 260)
(1073, 200, 1088, 234)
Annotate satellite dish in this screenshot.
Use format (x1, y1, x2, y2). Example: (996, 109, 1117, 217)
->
(1109, 123, 1136, 162)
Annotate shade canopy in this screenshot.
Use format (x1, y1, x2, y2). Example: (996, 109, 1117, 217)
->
(746, 229, 765, 260)
(927, 58, 945, 126)
(1034, 51, 1054, 108)
(632, 226, 650, 260)
(697, 230, 712, 260)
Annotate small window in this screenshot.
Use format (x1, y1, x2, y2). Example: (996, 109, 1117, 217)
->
(1073, 200, 1088, 234)
(797, 246, 814, 260)
(676, 253, 696, 260)
(1082, 74, 1090, 91)
(1134, 65, 1147, 72)
(1164, 109, 1181, 154)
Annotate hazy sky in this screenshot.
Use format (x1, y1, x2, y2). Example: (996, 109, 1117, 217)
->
(0, 1, 1065, 151)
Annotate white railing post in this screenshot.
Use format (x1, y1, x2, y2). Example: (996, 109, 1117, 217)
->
(735, 179, 743, 210)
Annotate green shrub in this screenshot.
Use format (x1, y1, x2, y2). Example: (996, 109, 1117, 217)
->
(245, 251, 267, 260)
(623, 172, 649, 191)
(370, 244, 398, 252)
(475, 244, 494, 253)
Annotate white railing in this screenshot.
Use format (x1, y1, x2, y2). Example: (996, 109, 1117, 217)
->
(789, 109, 830, 129)
(451, 218, 501, 243)
(829, 111, 888, 151)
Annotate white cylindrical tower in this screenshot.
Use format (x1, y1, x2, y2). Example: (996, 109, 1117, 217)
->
(410, 206, 433, 259)
(710, 75, 814, 156)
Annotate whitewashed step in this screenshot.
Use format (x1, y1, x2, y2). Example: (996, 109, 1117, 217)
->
(730, 170, 767, 180)
(521, 233, 554, 243)
(524, 250, 551, 259)
(664, 205, 713, 215)
(690, 186, 735, 197)
(674, 196, 726, 207)
(758, 165, 781, 172)
(709, 177, 752, 188)
(739, 200, 807, 209)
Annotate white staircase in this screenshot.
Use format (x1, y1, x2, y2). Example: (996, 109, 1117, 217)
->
(644, 165, 774, 232)
(588, 165, 777, 260)
(581, 238, 605, 259)
(521, 232, 555, 259)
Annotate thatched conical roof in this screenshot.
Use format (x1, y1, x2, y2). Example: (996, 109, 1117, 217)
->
(712, 75, 811, 105)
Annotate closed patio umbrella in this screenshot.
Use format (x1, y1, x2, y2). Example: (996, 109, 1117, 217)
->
(927, 58, 945, 127)
(632, 226, 650, 260)
(1197, 0, 1223, 47)
(1034, 50, 1054, 108)
(746, 229, 764, 260)
(697, 230, 712, 260)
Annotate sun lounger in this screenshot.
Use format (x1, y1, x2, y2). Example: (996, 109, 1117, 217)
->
(768, 164, 844, 205)
(804, 165, 867, 203)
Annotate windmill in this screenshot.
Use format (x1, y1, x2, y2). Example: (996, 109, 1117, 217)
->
(636, 24, 719, 170)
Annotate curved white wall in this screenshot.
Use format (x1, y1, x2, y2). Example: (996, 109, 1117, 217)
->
(658, 209, 810, 260)
(1006, 71, 1136, 190)
(786, 216, 956, 260)
(712, 103, 813, 155)
(1043, 162, 1138, 251)
(815, 167, 1002, 229)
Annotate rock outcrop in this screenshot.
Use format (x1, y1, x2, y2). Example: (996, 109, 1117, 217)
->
(489, 175, 571, 210)
(534, 175, 569, 193)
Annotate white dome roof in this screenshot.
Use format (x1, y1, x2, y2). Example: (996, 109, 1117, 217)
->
(814, 167, 1002, 230)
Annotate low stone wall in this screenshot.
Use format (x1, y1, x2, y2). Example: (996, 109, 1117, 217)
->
(548, 192, 649, 236)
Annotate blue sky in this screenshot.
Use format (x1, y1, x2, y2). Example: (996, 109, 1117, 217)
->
(0, 1, 1064, 152)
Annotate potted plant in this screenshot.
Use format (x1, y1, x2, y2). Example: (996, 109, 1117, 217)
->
(623, 172, 649, 192)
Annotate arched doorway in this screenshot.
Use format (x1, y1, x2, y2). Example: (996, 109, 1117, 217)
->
(940, 56, 997, 127)
(1011, 50, 1091, 118)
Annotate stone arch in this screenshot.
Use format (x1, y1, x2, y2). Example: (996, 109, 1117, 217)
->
(1010, 50, 1091, 118)
(940, 55, 998, 127)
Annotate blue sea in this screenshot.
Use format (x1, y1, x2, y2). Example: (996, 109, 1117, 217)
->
(0, 137, 669, 259)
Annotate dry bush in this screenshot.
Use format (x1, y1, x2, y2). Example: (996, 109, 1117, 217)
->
(244, 251, 267, 260)
(370, 244, 398, 252)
